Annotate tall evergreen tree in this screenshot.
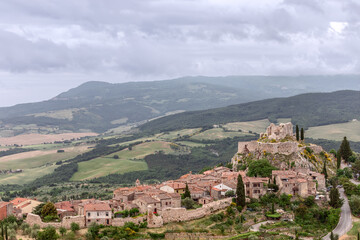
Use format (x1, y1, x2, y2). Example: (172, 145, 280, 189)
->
(339, 136, 352, 162)
(184, 183, 191, 199)
(300, 128, 304, 141)
(357, 232, 359, 240)
(329, 187, 342, 208)
(236, 174, 246, 208)
(296, 125, 300, 141)
(336, 150, 341, 169)
(322, 161, 328, 179)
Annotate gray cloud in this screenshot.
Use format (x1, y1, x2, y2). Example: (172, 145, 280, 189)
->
(0, 0, 359, 106)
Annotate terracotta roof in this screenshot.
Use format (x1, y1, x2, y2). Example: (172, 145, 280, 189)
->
(84, 203, 111, 212)
(166, 182, 186, 190)
(155, 194, 171, 200)
(10, 198, 29, 206)
(114, 185, 152, 193)
(244, 177, 268, 183)
(55, 201, 75, 212)
(0, 202, 11, 208)
(138, 196, 160, 204)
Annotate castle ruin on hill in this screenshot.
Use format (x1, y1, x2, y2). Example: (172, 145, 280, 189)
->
(231, 122, 326, 171)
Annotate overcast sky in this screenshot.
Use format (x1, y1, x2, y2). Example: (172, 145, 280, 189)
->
(0, 0, 359, 107)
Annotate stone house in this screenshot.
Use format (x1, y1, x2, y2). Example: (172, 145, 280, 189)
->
(113, 185, 153, 205)
(133, 196, 161, 214)
(244, 177, 269, 199)
(55, 201, 76, 219)
(160, 182, 186, 194)
(153, 193, 181, 209)
(0, 202, 13, 220)
(211, 182, 236, 200)
(83, 203, 112, 226)
(273, 170, 309, 197)
(11, 198, 42, 218)
(198, 196, 213, 205)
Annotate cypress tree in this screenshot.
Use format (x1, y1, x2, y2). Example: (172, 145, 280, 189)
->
(336, 150, 341, 169)
(271, 202, 275, 214)
(236, 174, 246, 208)
(300, 128, 304, 141)
(357, 232, 359, 240)
(329, 187, 342, 208)
(184, 183, 191, 199)
(296, 125, 300, 141)
(339, 137, 352, 162)
(330, 232, 334, 240)
(4, 224, 7, 240)
(322, 161, 328, 179)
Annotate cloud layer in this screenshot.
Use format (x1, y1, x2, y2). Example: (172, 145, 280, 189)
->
(0, 0, 359, 106)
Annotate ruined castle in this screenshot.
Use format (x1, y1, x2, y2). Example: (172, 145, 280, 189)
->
(232, 122, 325, 170)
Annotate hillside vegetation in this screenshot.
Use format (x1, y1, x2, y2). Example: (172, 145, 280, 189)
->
(140, 90, 360, 133)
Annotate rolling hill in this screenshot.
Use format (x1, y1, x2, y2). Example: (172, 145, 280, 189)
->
(140, 90, 360, 133)
(0, 75, 359, 136)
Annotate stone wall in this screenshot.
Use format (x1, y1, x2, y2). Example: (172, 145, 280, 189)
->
(112, 216, 146, 227)
(238, 141, 299, 155)
(161, 198, 232, 224)
(26, 213, 85, 229)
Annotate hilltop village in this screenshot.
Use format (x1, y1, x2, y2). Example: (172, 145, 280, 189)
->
(0, 122, 331, 237)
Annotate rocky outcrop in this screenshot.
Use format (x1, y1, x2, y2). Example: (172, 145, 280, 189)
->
(231, 122, 332, 172)
(260, 122, 294, 141)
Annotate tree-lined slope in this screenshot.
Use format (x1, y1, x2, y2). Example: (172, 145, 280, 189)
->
(140, 90, 360, 133)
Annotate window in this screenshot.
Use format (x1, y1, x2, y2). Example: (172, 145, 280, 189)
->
(88, 220, 91, 222)
(97, 212, 99, 216)
(88, 213, 90, 217)
(106, 212, 109, 216)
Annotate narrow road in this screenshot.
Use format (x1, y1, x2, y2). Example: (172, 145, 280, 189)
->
(323, 188, 352, 240)
(249, 221, 274, 232)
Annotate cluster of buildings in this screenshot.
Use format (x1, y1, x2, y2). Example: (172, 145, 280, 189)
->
(0, 166, 326, 225)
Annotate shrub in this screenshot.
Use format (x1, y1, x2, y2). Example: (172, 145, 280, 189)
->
(59, 226, 67, 236)
(43, 215, 59, 222)
(148, 232, 165, 239)
(41, 202, 57, 219)
(304, 196, 315, 207)
(349, 195, 360, 216)
(182, 197, 196, 210)
(70, 222, 80, 233)
(37, 226, 59, 240)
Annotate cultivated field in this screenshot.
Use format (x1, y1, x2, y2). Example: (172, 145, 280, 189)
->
(306, 120, 360, 142)
(0, 145, 91, 169)
(223, 119, 270, 134)
(71, 141, 174, 181)
(157, 128, 202, 140)
(0, 164, 58, 185)
(190, 128, 253, 141)
(0, 132, 98, 146)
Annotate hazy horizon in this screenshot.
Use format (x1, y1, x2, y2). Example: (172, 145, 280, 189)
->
(1, 0, 360, 106)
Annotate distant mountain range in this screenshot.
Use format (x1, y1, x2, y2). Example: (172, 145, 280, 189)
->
(0, 75, 359, 136)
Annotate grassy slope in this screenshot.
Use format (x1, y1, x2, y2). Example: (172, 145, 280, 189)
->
(190, 128, 254, 141)
(0, 146, 90, 169)
(140, 90, 360, 134)
(223, 119, 270, 133)
(0, 165, 58, 185)
(306, 120, 360, 142)
(70, 141, 174, 181)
